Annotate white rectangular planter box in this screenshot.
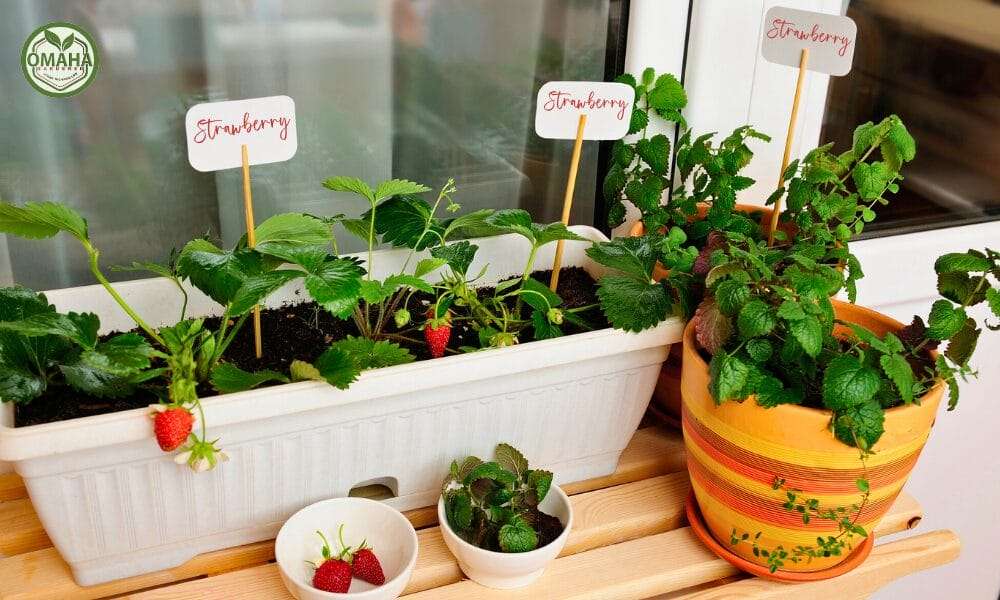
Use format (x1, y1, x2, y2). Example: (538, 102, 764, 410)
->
(0, 226, 682, 585)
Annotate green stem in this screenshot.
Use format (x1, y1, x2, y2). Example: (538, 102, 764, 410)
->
(84, 242, 165, 348)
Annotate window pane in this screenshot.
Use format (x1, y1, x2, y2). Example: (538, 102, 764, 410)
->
(820, 0, 1000, 236)
(0, 0, 611, 290)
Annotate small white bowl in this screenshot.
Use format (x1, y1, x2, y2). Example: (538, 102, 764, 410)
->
(437, 484, 573, 589)
(275, 498, 418, 600)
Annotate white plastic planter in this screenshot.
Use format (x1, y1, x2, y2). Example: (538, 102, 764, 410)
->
(0, 226, 682, 585)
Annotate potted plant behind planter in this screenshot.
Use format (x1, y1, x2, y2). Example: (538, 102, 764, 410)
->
(679, 117, 1000, 579)
(439, 443, 572, 589)
(603, 68, 774, 421)
(0, 176, 682, 585)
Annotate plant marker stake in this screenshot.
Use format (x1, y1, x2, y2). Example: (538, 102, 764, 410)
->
(241, 144, 263, 359)
(549, 113, 588, 291)
(767, 47, 809, 246)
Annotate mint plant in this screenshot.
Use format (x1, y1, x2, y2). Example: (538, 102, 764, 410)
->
(441, 443, 559, 553)
(604, 67, 770, 242)
(729, 476, 872, 572)
(694, 237, 999, 450)
(770, 114, 918, 301)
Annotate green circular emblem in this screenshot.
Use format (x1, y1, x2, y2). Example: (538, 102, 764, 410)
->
(21, 22, 100, 98)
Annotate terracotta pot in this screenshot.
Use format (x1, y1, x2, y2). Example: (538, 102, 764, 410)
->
(681, 299, 943, 575)
(632, 204, 775, 422)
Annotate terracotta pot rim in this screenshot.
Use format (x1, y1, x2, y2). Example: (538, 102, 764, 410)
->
(685, 490, 875, 581)
(627, 203, 771, 237)
(682, 298, 946, 419)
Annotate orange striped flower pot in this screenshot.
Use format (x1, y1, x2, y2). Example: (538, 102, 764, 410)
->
(681, 300, 943, 575)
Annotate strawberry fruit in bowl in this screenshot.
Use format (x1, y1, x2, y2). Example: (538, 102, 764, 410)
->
(276, 498, 418, 600)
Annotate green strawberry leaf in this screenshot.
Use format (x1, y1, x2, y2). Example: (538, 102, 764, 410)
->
(254, 213, 332, 250)
(210, 362, 289, 393)
(329, 336, 415, 371)
(431, 241, 478, 276)
(595, 275, 671, 332)
(303, 258, 366, 319)
(585, 237, 657, 282)
(312, 347, 362, 390)
(373, 179, 431, 202)
(0, 201, 88, 242)
(229, 270, 303, 316)
(322, 176, 375, 202)
(177, 239, 264, 306)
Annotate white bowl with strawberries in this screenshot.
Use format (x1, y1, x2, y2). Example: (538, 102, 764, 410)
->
(276, 498, 418, 599)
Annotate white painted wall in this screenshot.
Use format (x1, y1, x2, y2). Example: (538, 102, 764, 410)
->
(851, 224, 1000, 600)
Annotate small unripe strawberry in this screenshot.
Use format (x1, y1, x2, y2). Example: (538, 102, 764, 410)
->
(547, 308, 564, 325)
(394, 308, 411, 328)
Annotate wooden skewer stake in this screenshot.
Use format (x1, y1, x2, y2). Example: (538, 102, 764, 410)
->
(550, 113, 588, 291)
(767, 47, 810, 246)
(241, 144, 263, 359)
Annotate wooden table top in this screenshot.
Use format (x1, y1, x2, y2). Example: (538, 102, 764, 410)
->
(0, 426, 959, 599)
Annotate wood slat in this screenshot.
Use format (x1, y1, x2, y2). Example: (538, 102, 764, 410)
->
(0, 498, 50, 556)
(0, 427, 684, 599)
(102, 483, 918, 600)
(403, 527, 954, 600)
(112, 473, 690, 600)
(0, 472, 26, 501)
(670, 530, 960, 599)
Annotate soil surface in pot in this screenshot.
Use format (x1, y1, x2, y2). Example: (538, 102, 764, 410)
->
(462, 507, 565, 552)
(15, 268, 606, 427)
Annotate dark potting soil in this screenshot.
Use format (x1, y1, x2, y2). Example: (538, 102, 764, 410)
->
(533, 508, 566, 549)
(14, 267, 606, 427)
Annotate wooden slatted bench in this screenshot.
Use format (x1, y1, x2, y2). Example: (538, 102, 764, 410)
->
(0, 426, 959, 599)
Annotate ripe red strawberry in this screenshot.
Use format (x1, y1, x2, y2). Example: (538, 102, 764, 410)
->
(312, 528, 353, 593)
(151, 406, 193, 452)
(313, 557, 352, 593)
(424, 309, 452, 358)
(352, 546, 386, 586)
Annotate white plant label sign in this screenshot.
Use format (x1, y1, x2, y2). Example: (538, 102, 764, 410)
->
(185, 95, 297, 172)
(534, 81, 635, 140)
(761, 6, 857, 76)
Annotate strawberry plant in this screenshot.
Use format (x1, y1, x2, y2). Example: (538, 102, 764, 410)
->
(441, 443, 561, 553)
(0, 286, 158, 403)
(0, 202, 336, 469)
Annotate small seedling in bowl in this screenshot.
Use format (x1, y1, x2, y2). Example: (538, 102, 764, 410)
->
(309, 526, 353, 593)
